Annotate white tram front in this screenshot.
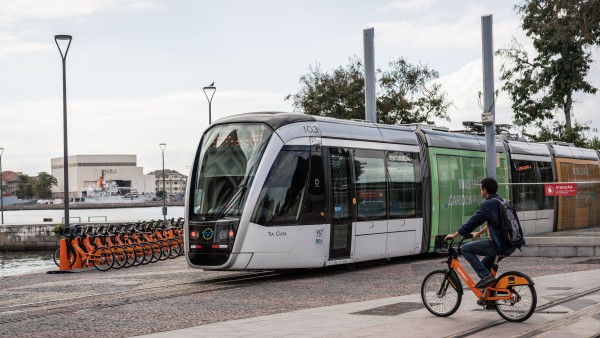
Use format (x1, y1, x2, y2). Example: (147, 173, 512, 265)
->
(185, 112, 425, 270)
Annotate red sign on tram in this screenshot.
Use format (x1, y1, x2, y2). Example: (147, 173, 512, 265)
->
(544, 183, 577, 196)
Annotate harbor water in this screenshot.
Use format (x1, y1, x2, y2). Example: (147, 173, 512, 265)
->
(0, 251, 55, 278)
(0, 206, 184, 224)
(0, 206, 184, 277)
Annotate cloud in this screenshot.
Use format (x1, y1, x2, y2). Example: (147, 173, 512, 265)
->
(382, 0, 440, 12)
(0, 90, 293, 176)
(0, 0, 156, 20)
(372, 4, 524, 50)
(436, 53, 600, 137)
(0, 0, 157, 58)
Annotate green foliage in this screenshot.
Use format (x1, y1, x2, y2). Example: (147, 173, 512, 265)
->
(16, 174, 33, 199)
(33, 172, 58, 199)
(497, 0, 600, 145)
(586, 136, 600, 149)
(522, 120, 596, 148)
(53, 223, 65, 237)
(285, 57, 365, 120)
(286, 56, 452, 125)
(377, 58, 451, 125)
(16, 172, 57, 199)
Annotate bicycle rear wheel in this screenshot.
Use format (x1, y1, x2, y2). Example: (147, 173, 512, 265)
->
(421, 270, 462, 317)
(494, 271, 537, 322)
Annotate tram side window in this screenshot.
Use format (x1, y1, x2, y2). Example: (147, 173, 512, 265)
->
(512, 160, 537, 211)
(354, 150, 386, 221)
(537, 161, 555, 209)
(330, 148, 352, 222)
(251, 148, 310, 226)
(387, 152, 419, 218)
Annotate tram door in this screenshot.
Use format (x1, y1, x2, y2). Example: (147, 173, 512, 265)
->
(328, 147, 353, 259)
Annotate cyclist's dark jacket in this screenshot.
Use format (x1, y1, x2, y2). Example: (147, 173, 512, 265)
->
(457, 193, 513, 253)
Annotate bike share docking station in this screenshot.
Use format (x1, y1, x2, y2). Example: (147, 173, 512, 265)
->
(47, 219, 185, 274)
(47, 238, 86, 274)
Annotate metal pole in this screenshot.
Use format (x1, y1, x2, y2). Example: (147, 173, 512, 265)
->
(0, 148, 4, 225)
(203, 85, 216, 125)
(481, 15, 496, 179)
(160, 143, 167, 221)
(363, 28, 376, 123)
(55, 35, 72, 228)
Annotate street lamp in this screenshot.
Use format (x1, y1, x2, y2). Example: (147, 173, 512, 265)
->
(55, 34, 72, 228)
(203, 82, 216, 124)
(0, 147, 4, 224)
(159, 143, 167, 221)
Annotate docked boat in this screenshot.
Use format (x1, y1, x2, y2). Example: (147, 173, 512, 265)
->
(75, 172, 155, 204)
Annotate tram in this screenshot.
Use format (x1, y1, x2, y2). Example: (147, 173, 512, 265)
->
(184, 112, 600, 270)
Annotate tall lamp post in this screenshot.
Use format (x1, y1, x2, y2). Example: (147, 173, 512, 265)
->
(55, 34, 72, 228)
(159, 143, 167, 221)
(0, 147, 4, 225)
(203, 83, 216, 124)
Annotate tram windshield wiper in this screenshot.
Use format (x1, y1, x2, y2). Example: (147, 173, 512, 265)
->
(212, 165, 254, 221)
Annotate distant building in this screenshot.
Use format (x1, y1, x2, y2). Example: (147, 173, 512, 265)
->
(148, 169, 188, 197)
(0, 171, 20, 196)
(51, 155, 155, 199)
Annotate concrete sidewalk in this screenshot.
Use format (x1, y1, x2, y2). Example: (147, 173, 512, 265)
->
(139, 268, 600, 338)
(516, 226, 600, 257)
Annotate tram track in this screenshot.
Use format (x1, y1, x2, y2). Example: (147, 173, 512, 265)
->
(445, 284, 600, 338)
(0, 270, 284, 326)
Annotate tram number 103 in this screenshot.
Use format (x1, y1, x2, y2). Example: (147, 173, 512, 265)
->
(303, 126, 319, 134)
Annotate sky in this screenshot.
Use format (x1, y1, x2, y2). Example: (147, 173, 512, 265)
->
(1, 0, 599, 177)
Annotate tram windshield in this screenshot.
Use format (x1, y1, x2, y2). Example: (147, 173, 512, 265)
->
(193, 123, 272, 219)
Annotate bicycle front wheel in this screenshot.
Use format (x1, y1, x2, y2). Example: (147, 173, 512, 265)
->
(92, 247, 115, 271)
(421, 270, 462, 317)
(53, 246, 76, 268)
(494, 271, 537, 322)
(111, 246, 128, 269)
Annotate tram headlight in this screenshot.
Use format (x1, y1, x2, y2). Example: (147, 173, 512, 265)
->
(218, 230, 228, 240)
(190, 230, 199, 239)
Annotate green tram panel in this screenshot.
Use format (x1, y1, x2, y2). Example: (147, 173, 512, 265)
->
(428, 147, 509, 251)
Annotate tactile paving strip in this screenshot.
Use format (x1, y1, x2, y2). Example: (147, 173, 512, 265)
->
(352, 302, 424, 316)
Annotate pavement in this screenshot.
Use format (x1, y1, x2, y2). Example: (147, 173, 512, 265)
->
(138, 268, 600, 338)
(137, 226, 600, 338)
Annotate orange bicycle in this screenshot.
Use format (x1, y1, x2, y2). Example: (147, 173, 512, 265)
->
(421, 234, 536, 322)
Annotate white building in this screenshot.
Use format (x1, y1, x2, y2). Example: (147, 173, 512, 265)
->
(148, 169, 188, 198)
(51, 155, 156, 199)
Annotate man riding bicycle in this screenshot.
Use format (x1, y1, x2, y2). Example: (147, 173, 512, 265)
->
(444, 177, 521, 289)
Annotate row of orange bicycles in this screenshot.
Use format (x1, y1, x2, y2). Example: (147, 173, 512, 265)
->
(53, 218, 184, 271)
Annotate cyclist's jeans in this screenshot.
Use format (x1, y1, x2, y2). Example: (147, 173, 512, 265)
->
(460, 239, 499, 278)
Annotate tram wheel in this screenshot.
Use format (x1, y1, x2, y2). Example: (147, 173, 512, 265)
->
(377, 258, 390, 266)
(345, 262, 358, 270)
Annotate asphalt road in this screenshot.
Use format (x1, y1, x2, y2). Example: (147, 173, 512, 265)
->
(1, 254, 598, 337)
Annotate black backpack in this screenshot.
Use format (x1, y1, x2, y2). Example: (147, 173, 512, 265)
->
(492, 197, 524, 248)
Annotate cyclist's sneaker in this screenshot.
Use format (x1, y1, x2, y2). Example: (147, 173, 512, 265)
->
(475, 274, 495, 288)
(477, 300, 497, 310)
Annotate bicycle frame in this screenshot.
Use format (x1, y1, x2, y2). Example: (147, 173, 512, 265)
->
(444, 237, 530, 303)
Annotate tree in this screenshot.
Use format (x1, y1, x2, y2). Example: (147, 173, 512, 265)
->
(497, 0, 600, 145)
(33, 172, 57, 199)
(286, 57, 365, 120)
(377, 58, 452, 125)
(16, 174, 34, 199)
(286, 56, 452, 125)
(16, 173, 57, 199)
